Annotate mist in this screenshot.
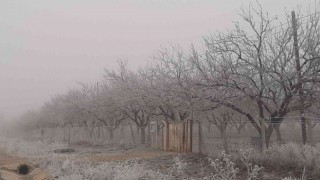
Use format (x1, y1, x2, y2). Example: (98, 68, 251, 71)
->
(1, 0, 313, 120)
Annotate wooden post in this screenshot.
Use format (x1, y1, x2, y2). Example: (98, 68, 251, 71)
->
(186, 120, 192, 153)
(198, 121, 203, 154)
(292, 11, 308, 144)
(163, 120, 169, 151)
(155, 122, 158, 149)
(68, 126, 71, 146)
(183, 121, 187, 153)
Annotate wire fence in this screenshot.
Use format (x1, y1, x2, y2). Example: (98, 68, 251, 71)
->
(192, 118, 320, 156)
(12, 116, 320, 157)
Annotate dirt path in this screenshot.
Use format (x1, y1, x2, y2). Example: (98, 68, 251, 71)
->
(0, 145, 177, 180)
(0, 147, 51, 180)
(0, 147, 26, 166)
(82, 151, 177, 163)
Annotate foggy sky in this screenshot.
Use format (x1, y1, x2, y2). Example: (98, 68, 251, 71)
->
(0, 0, 313, 119)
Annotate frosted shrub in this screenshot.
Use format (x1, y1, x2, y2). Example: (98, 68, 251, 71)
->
(207, 151, 239, 180)
(82, 163, 113, 180)
(0, 137, 68, 156)
(113, 159, 154, 180)
(161, 155, 189, 179)
(271, 143, 303, 166)
(239, 143, 320, 178)
(281, 177, 299, 180)
(174, 156, 188, 173)
(205, 150, 263, 180)
(40, 155, 81, 178)
(239, 149, 263, 180)
(42, 156, 114, 180)
(171, 155, 188, 174)
(42, 157, 167, 180)
(301, 144, 320, 171)
(58, 174, 83, 180)
(2, 138, 51, 156)
(281, 167, 307, 180)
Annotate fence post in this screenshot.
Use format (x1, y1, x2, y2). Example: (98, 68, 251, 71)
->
(163, 120, 169, 151)
(198, 121, 203, 154)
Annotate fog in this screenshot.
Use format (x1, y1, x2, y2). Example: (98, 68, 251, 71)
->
(0, 0, 312, 120)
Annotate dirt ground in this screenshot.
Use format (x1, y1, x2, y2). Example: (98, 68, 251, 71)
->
(0, 144, 177, 180)
(0, 143, 291, 180)
(0, 147, 51, 180)
(83, 151, 177, 162)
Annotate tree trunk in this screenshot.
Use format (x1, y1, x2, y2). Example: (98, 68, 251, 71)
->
(236, 127, 241, 134)
(97, 126, 101, 139)
(265, 126, 274, 148)
(173, 108, 181, 121)
(109, 128, 114, 143)
(307, 118, 314, 145)
(86, 126, 94, 139)
(121, 125, 125, 136)
(301, 116, 307, 144)
(63, 127, 67, 142)
(40, 129, 44, 142)
(101, 127, 107, 142)
(198, 122, 203, 154)
(129, 123, 136, 144)
(221, 128, 229, 154)
(68, 127, 71, 146)
(137, 125, 140, 135)
(147, 124, 151, 145)
(207, 124, 211, 133)
(140, 126, 146, 144)
(51, 127, 56, 142)
(274, 124, 282, 142)
(260, 118, 266, 153)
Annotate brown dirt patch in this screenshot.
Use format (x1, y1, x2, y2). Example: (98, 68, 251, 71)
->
(83, 151, 177, 163)
(0, 147, 51, 180)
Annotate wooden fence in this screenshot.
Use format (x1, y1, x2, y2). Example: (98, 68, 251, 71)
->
(162, 120, 192, 153)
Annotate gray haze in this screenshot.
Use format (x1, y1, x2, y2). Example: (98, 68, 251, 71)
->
(0, 0, 313, 119)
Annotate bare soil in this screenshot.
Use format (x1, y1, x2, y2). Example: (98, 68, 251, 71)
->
(0, 147, 51, 180)
(0, 144, 303, 180)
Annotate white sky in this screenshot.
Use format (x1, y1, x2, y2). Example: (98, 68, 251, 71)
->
(0, 0, 314, 119)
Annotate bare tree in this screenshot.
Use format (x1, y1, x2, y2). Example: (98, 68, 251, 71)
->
(206, 108, 233, 153)
(228, 114, 248, 134)
(191, 3, 320, 147)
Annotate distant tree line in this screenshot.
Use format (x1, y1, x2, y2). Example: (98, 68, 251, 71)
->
(17, 3, 320, 151)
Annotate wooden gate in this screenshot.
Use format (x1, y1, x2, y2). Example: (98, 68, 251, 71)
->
(163, 120, 192, 153)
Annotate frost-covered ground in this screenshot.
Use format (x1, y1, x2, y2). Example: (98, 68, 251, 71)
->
(0, 137, 316, 180)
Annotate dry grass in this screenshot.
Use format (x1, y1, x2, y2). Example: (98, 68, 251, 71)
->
(229, 143, 320, 179)
(2, 136, 320, 180)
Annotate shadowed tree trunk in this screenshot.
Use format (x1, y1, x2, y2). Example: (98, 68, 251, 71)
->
(137, 125, 140, 135)
(129, 123, 136, 144)
(108, 127, 114, 143)
(307, 119, 314, 145)
(274, 124, 282, 142)
(207, 124, 211, 133)
(198, 121, 203, 154)
(221, 126, 229, 154)
(140, 125, 146, 144)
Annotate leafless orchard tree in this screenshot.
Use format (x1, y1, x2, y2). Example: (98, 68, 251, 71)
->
(105, 61, 155, 144)
(190, 3, 320, 148)
(205, 107, 234, 153)
(63, 83, 126, 143)
(13, 2, 320, 154)
(147, 46, 195, 122)
(228, 114, 248, 134)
